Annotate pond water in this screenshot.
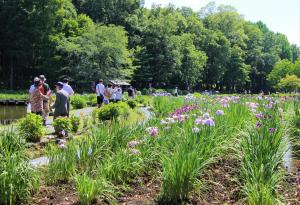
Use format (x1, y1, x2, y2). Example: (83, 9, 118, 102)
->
(283, 139, 300, 173)
(0, 105, 28, 124)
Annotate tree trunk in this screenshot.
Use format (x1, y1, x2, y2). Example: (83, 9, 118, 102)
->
(10, 55, 13, 90)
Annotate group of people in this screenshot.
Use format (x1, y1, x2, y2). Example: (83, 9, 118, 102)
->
(95, 79, 135, 108)
(29, 77, 135, 124)
(29, 75, 74, 125)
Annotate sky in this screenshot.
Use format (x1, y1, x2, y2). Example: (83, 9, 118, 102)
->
(144, 0, 300, 46)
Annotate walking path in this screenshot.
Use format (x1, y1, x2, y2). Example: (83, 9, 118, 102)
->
(29, 107, 152, 167)
(45, 107, 95, 133)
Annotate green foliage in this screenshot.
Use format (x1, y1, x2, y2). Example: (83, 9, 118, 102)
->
(70, 115, 81, 133)
(126, 99, 138, 109)
(71, 95, 87, 109)
(52, 117, 71, 134)
(75, 173, 117, 204)
(135, 95, 151, 106)
(96, 102, 130, 121)
(0, 0, 299, 92)
(47, 141, 77, 183)
(277, 75, 300, 91)
(75, 173, 98, 205)
(18, 113, 45, 142)
(0, 92, 28, 100)
(293, 57, 300, 77)
(153, 96, 185, 117)
(240, 104, 285, 205)
(0, 128, 25, 153)
(0, 129, 38, 205)
(268, 59, 295, 86)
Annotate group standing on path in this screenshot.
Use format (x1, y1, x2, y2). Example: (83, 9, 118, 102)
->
(28, 75, 74, 125)
(95, 79, 134, 108)
(29, 76, 136, 123)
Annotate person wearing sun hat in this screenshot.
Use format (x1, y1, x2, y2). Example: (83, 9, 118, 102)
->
(29, 77, 49, 116)
(39, 75, 51, 125)
(52, 82, 69, 119)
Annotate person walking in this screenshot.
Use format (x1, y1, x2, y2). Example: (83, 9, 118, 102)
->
(39, 75, 51, 125)
(30, 77, 49, 116)
(62, 78, 74, 116)
(128, 86, 134, 98)
(96, 79, 105, 108)
(174, 87, 178, 97)
(52, 82, 69, 119)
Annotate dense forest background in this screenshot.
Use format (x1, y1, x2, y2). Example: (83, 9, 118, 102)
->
(0, 0, 299, 93)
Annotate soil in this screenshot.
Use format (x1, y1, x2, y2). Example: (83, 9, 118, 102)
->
(31, 183, 79, 205)
(190, 158, 242, 205)
(32, 157, 300, 205)
(117, 177, 161, 205)
(283, 173, 300, 205)
(30, 157, 300, 205)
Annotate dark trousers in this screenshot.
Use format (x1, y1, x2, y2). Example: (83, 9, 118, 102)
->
(53, 114, 68, 120)
(32, 111, 42, 116)
(67, 100, 70, 117)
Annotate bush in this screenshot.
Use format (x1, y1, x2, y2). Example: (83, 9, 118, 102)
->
(127, 99, 138, 109)
(70, 115, 81, 133)
(86, 94, 97, 106)
(141, 88, 151, 95)
(52, 117, 71, 135)
(135, 96, 151, 106)
(71, 95, 87, 109)
(96, 102, 130, 121)
(18, 113, 45, 142)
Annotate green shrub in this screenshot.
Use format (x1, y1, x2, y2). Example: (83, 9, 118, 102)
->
(52, 117, 71, 134)
(86, 94, 97, 106)
(141, 88, 151, 95)
(135, 96, 151, 106)
(126, 99, 138, 109)
(96, 102, 130, 121)
(70, 115, 81, 133)
(71, 95, 87, 109)
(18, 113, 44, 142)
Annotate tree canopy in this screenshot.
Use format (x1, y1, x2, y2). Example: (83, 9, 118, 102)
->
(0, 1, 299, 92)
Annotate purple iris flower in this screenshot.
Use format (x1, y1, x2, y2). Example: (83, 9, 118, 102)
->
(255, 113, 263, 119)
(204, 118, 215, 126)
(269, 128, 276, 134)
(215, 110, 224, 116)
(256, 122, 262, 129)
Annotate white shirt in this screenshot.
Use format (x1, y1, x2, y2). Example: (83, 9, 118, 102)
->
(115, 89, 123, 100)
(111, 88, 117, 100)
(63, 83, 74, 96)
(96, 83, 105, 96)
(29, 85, 35, 94)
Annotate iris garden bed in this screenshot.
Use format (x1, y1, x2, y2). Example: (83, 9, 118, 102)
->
(0, 94, 299, 205)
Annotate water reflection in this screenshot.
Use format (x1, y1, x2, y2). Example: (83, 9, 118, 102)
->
(0, 105, 27, 124)
(284, 139, 300, 173)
